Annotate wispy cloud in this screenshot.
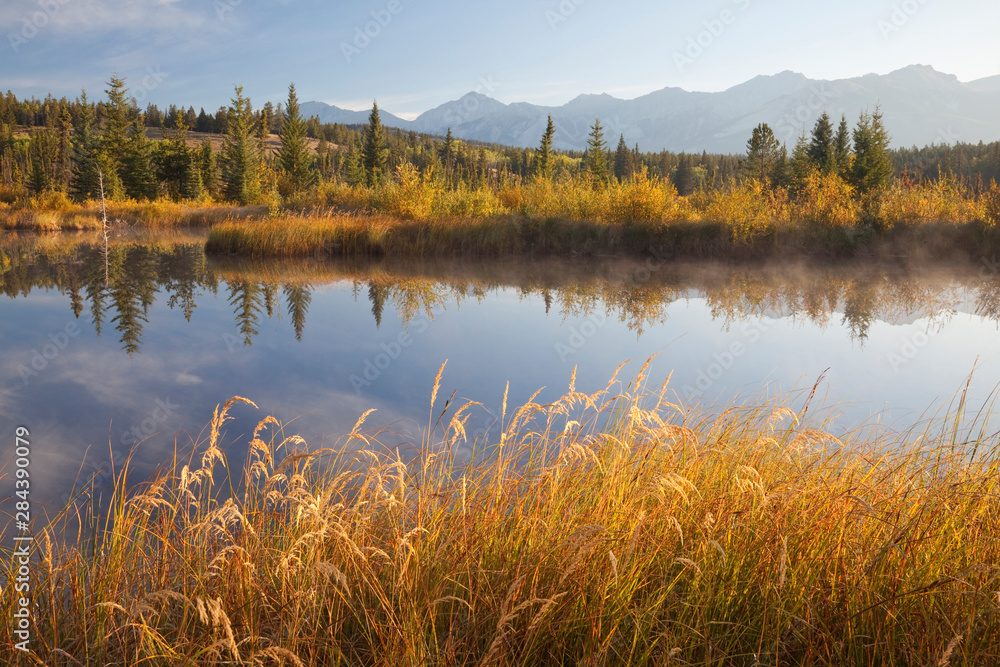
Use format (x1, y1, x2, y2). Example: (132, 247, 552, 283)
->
(0, 0, 206, 33)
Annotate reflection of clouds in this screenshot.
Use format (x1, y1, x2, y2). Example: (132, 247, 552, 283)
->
(175, 371, 202, 386)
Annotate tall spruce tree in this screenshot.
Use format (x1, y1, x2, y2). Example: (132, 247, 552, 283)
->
(98, 74, 131, 199)
(220, 85, 263, 205)
(673, 152, 696, 196)
(807, 112, 836, 174)
(834, 114, 851, 176)
(582, 118, 610, 184)
(535, 114, 555, 180)
(850, 105, 892, 194)
(789, 131, 814, 190)
(278, 83, 315, 193)
(613, 134, 635, 181)
(440, 128, 456, 183)
(121, 112, 157, 199)
(741, 122, 782, 186)
(362, 101, 388, 186)
(70, 90, 101, 200)
(155, 114, 202, 200)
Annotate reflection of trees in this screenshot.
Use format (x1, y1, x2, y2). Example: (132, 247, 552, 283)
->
(228, 280, 263, 347)
(283, 284, 312, 341)
(368, 281, 388, 328)
(163, 245, 208, 322)
(107, 246, 151, 356)
(6, 236, 1000, 352)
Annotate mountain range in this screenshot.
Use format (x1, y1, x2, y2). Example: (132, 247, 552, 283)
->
(301, 65, 1000, 155)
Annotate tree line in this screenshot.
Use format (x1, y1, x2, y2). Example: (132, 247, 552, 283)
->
(1, 76, 998, 208)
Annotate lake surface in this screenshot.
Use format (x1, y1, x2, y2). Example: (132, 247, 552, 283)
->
(3, 230, 1000, 513)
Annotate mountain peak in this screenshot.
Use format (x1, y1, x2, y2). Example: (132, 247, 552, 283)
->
(305, 65, 1000, 153)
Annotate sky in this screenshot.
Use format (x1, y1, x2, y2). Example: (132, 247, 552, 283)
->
(1, 0, 998, 119)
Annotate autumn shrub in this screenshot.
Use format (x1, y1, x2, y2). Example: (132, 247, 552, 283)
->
(607, 169, 677, 224)
(704, 179, 784, 243)
(431, 183, 506, 218)
(373, 163, 440, 219)
(793, 172, 859, 228)
(985, 183, 1000, 226)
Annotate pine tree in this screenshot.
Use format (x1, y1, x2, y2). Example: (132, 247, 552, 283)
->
(155, 114, 201, 200)
(807, 111, 836, 174)
(834, 114, 851, 176)
(345, 139, 367, 186)
(70, 90, 101, 201)
(789, 131, 814, 191)
(673, 152, 695, 196)
(582, 118, 610, 184)
(220, 85, 263, 205)
(613, 134, 634, 181)
(362, 101, 388, 186)
(198, 139, 219, 199)
(278, 83, 315, 193)
(121, 112, 157, 199)
(535, 115, 555, 180)
(440, 128, 456, 184)
(28, 128, 58, 194)
(196, 107, 212, 133)
(97, 74, 130, 199)
(850, 105, 892, 194)
(56, 106, 73, 189)
(741, 122, 781, 186)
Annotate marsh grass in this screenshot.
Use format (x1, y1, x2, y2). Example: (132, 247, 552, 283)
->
(0, 196, 257, 231)
(2, 362, 999, 665)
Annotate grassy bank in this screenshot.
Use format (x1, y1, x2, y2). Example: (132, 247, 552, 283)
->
(3, 366, 998, 665)
(6, 171, 1000, 259)
(204, 207, 1000, 261)
(204, 172, 1000, 259)
(0, 192, 263, 231)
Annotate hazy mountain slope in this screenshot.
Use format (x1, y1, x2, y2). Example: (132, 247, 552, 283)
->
(304, 66, 1000, 153)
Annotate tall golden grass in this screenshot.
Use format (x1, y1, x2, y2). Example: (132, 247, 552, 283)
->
(10, 174, 1000, 257)
(3, 363, 999, 665)
(0, 194, 256, 231)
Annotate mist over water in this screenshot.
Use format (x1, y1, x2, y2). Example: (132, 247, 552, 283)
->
(3, 231, 1000, 514)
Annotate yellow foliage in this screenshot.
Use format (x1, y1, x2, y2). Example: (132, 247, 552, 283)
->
(794, 172, 859, 228)
(608, 169, 677, 224)
(871, 177, 980, 229)
(984, 183, 1000, 226)
(372, 163, 440, 219)
(703, 180, 785, 243)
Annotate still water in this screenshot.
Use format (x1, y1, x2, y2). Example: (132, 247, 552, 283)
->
(3, 230, 1000, 511)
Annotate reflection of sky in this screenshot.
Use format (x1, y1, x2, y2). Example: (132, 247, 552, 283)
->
(3, 271, 1000, 513)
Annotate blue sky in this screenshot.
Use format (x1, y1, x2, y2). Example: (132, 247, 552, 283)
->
(1, 0, 998, 119)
